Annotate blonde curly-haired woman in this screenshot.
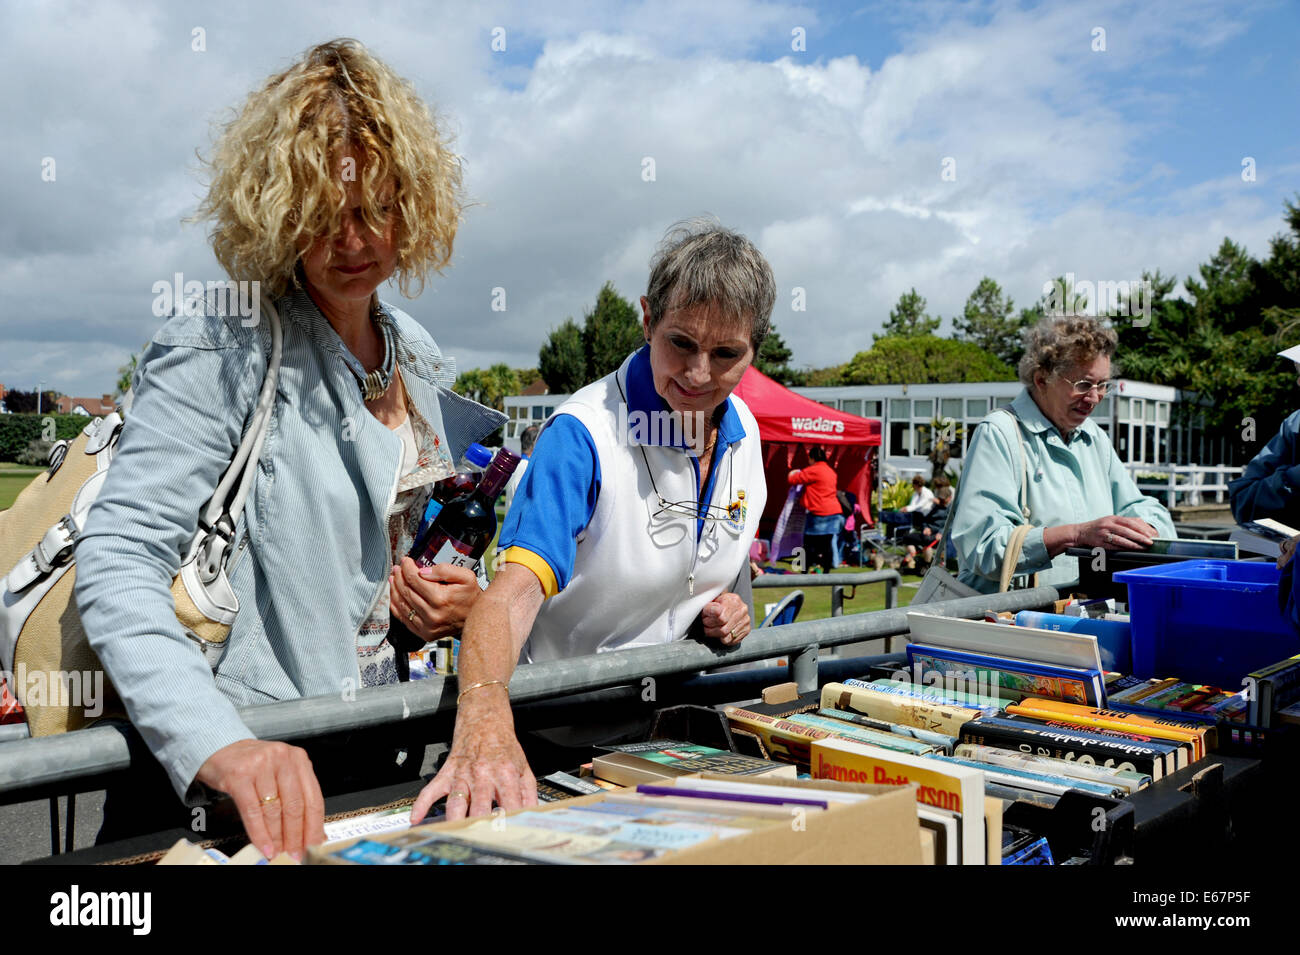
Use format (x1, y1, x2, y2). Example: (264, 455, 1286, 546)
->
(76, 39, 501, 859)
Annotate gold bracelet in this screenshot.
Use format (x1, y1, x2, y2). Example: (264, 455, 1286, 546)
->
(457, 679, 508, 705)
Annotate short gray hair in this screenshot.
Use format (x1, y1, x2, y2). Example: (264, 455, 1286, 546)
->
(644, 218, 776, 351)
(1017, 315, 1119, 387)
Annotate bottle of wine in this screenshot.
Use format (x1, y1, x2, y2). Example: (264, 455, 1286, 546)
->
(388, 447, 521, 658)
(414, 442, 493, 541)
(411, 446, 521, 570)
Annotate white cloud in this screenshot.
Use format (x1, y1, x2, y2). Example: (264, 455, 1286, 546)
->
(0, 0, 1288, 399)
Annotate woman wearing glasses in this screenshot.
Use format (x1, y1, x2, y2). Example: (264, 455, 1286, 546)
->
(406, 220, 774, 821)
(949, 315, 1176, 593)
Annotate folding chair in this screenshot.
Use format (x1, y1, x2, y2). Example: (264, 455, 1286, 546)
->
(757, 590, 804, 628)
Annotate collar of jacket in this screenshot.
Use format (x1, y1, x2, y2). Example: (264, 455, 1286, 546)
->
(1012, 387, 1096, 447)
(278, 286, 456, 389)
(621, 344, 747, 449)
(276, 286, 503, 466)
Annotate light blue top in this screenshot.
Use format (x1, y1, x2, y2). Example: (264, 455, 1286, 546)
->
(951, 388, 1177, 593)
(74, 288, 503, 800)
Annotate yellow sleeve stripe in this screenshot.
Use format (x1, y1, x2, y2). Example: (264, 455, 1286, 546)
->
(502, 546, 559, 599)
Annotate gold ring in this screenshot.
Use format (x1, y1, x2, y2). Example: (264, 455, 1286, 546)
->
(261, 793, 279, 805)
(729, 627, 739, 639)
(448, 791, 468, 801)
(407, 608, 416, 623)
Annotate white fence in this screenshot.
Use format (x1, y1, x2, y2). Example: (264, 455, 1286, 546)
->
(1126, 464, 1243, 508)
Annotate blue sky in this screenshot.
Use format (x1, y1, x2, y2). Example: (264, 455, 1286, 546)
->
(2, 0, 1297, 400)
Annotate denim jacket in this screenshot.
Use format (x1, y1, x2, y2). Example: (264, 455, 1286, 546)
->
(74, 288, 504, 800)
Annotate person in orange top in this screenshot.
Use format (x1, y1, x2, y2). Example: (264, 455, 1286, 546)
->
(788, 446, 842, 573)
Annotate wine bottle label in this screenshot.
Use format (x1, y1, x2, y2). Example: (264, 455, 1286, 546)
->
(431, 539, 481, 575)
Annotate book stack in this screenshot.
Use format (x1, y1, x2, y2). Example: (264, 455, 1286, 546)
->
(1244, 654, 1300, 728)
(311, 774, 923, 865)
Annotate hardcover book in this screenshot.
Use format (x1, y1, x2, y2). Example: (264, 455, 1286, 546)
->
(591, 740, 795, 786)
(907, 642, 1103, 706)
(1245, 654, 1300, 728)
(959, 716, 1171, 779)
(822, 681, 986, 736)
(1005, 699, 1213, 760)
(810, 737, 986, 865)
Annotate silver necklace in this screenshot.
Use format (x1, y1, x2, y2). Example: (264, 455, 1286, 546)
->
(344, 301, 396, 402)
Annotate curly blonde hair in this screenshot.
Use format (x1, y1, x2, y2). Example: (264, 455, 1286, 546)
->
(192, 38, 463, 299)
(1018, 315, 1119, 387)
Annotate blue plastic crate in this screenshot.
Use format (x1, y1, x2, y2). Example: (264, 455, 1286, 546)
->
(1112, 560, 1299, 688)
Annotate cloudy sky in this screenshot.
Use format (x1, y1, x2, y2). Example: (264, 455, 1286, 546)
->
(3, 0, 1297, 399)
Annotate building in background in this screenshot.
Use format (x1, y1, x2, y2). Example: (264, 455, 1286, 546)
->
(503, 376, 1238, 510)
(54, 394, 116, 417)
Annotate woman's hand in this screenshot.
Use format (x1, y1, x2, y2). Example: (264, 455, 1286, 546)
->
(389, 557, 480, 640)
(410, 690, 536, 823)
(701, 591, 751, 646)
(195, 739, 325, 861)
(1278, 534, 1300, 570)
(1076, 515, 1157, 550)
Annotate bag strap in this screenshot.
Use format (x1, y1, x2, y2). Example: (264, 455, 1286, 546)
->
(1001, 523, 1034, 592)
(996, 408, 1038, 589)
(191, 294, 283, 582)
(916, 406, 1037, 596)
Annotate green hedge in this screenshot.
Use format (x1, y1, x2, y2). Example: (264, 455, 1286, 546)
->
(0, 414, 90, 462)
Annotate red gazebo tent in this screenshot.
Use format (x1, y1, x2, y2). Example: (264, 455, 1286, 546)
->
(732, 367, 882, 544)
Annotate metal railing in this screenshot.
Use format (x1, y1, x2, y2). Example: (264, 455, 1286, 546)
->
(0, 586, 1058, 806)
(752, 569, 901, 617)
(1126, 464, 1243, 508)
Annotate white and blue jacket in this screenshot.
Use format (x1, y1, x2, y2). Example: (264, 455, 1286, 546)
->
(500, 347, 766, 663)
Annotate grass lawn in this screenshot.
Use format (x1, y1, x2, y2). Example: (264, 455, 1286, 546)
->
(0, 463, 44, 511)
(753, 563, 917, 622)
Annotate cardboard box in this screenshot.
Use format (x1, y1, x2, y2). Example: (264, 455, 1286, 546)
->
(310, 773, 922, 866)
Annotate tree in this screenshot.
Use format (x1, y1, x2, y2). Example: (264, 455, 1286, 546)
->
(116, 353, 139, 402)
(3, 389, 60, 415)
(875, 288, 940, 341)
(454, 363, 520, 444)
(515, 367, 542, 390)
(582, 281, 643, 381)
(454, 364, 520, 413)
(754, 325, 804, 384)
(538, 282, 643, 393)
(841, 335, 1015, 385)
(803, 365, 845, 387)
(538, 319, 586, 394)
(952, 277, 1028, 366)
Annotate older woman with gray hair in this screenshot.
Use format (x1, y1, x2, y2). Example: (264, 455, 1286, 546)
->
(949, 315, 1176, 594)
(412, 219, 775, 821)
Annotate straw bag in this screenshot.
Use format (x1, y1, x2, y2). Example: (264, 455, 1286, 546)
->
(911, 408, 1038, 604)
(0, 299, 282, 735)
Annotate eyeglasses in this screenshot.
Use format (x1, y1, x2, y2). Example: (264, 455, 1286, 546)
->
(1064, 377, 1111, 397)
(652, 496, 741, 523)
(641, 442, 737, 524)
